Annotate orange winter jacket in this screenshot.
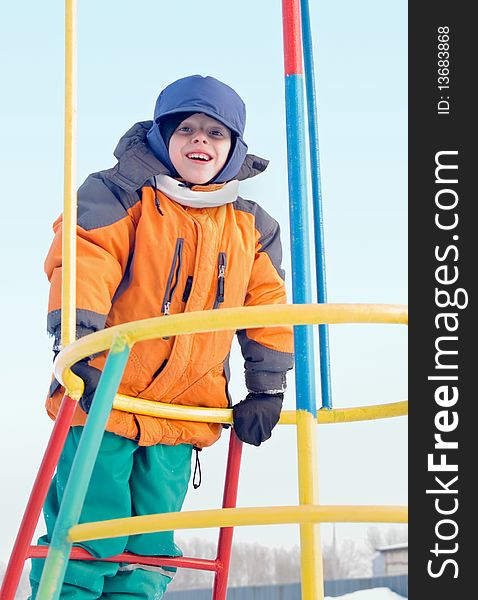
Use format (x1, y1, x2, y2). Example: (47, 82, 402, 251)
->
(45, 122, 294, 448)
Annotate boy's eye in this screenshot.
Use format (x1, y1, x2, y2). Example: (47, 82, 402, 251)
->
(178, 126, 192, 133)
(209, 129, 224, 137)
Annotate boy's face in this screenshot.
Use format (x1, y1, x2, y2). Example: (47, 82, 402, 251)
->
(168, 113, 232, 184)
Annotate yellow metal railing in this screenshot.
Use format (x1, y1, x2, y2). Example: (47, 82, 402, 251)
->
(51, 302, 408, 600)
(60, 0, 77, 349)
(54, 303, 407, 398)
(111, 396, 408, 425)
(69, 504, 408, 544)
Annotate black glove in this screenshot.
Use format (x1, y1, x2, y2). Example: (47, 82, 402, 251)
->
(70, 359, 102, 413)
(232, 392, 283, 446)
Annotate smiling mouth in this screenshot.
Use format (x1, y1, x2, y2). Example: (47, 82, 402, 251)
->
(186, 152, 212, 162)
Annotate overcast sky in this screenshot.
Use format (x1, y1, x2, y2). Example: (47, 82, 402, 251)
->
(0, 0, 407, 566)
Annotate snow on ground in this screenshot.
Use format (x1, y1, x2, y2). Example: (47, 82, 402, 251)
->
(326, 589, 406, 600)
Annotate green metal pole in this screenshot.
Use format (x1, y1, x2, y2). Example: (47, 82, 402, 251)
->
(36, 335, 131, 600)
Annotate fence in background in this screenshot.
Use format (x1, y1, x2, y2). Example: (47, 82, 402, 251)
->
(165, 574, 408, 599)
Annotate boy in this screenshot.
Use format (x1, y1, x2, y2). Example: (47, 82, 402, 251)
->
(30, 74, 294, 599)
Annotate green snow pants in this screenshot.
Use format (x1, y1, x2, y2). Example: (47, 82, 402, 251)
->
(29, 427, 192, 599)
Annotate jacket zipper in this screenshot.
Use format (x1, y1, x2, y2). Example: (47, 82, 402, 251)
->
(152, 358, 168, 379)
(182, 275, 194, 303)
(161, 238, 184, 316)
(213, 252, 227, 309)
(134, 415, 142, 442)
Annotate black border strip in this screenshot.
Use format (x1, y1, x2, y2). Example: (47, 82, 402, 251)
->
(409, 3, 474, 597)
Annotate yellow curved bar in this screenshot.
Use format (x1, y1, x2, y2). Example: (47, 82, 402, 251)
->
(61, 0, 78, 348)
(312, 401, 408, 424)
(55, 303, 407, 396)
(114, 395, 408, 424)
(68, 504, 408, 543)
(114, 394, 234, 423)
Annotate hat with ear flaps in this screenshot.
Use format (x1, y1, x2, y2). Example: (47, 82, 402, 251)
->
(159, 111, 194, 148)
(146, 75, 248, 184)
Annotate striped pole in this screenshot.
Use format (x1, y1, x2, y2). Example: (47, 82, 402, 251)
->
(36, 337, 131, 600)
(281, 1, 324, 598)
(300, 0, 333, 409)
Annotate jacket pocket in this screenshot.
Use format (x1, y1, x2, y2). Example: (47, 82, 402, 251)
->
(213, 252, 227, 309)
(161, 238, 184, 316)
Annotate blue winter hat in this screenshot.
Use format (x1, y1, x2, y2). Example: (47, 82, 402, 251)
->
(146, 75, 248, 183)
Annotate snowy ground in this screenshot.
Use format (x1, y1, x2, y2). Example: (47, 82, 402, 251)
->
(326, 590, 406, 600)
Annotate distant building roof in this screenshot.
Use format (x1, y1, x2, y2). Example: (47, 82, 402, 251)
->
(372, 543, 408, 577)
(376, 543, 408, 552)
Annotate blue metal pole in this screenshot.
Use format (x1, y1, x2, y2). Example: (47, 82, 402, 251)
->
(300, 0, 333, 409)
(284, 74, 317, 415)
(36, 336, 131, 600)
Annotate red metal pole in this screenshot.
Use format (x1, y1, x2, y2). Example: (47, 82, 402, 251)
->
(0, 394, 77, 600)
(3, 403, 243, 600)
(212, 429, 243, 599)
(29, 546, 221, 572)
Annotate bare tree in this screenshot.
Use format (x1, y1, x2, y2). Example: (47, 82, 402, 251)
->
(169, 535, 373, 590)
(169, 538, 301, 590)
(228, 542, 295, 587)
(167, 538, 216, 591)
(272, 545, 301, 585)
(366, 525, 408, 552)
(322, 539, 371, 580)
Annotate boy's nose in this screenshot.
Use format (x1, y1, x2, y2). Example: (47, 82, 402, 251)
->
(192, 130, 208, 143)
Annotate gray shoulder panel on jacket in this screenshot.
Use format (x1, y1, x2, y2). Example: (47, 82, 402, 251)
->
(233, 197, 285, 280)
(109, 120, 169, 193)
(77, 171, 140, 231)
(77, 121, 171, 231)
